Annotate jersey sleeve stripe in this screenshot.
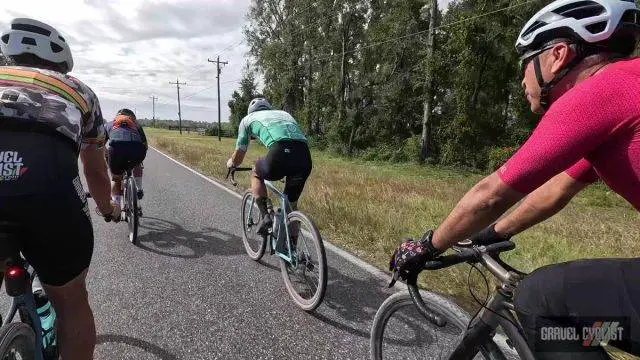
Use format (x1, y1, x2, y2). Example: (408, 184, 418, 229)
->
(0, 68, 89, 114)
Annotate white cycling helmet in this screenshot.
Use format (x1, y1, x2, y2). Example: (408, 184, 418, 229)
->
(247, 98, 272, 115)
(0, 18, 74, 73)
(515, 0, 640, 110)
(516, 0, 640, 56)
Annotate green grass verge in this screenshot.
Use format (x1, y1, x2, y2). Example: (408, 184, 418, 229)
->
(146, 128, 640, 319)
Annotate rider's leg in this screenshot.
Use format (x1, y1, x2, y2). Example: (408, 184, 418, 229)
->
(43, 270, 95, 360)
(107, 145, 124, 206)
(252, 166, 272, 234)
(283, 141, 313, 245)
(19, 188, 96, 360)
(111, 174, 123, 205)
(133, 164, 143, 199)
(514, 258, 640, 359)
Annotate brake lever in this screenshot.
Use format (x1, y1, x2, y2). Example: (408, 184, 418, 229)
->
(225, 167, 238, 186)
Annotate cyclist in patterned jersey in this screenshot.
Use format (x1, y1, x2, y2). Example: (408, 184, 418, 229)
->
(389, 0, 640, 358)
(0, 18, 119, 360)
(104, 108, 148, 214)
(226, 98, 312, 235)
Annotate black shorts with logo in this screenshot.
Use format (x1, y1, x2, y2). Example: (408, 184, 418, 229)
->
(0, 132, 93, 286)
(255, 140, 312, 203)
(107, 140, 146, 176)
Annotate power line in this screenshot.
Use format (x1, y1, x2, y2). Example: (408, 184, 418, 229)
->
(256, 0, 538, 82)
(217, 2, 323, 58)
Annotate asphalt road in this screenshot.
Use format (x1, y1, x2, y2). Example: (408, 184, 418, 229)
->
(86, 148, 404, 359)
(0, 147, 517, 359)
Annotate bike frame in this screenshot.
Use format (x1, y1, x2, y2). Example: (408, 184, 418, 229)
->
(2, 261, 46, 360)
(263, 180, 295, 264)
(229, 167, 297, 264)
(417, 248, 536, 360)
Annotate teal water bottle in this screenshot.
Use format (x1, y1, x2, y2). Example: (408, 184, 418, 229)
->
(33, 290, 57, 353)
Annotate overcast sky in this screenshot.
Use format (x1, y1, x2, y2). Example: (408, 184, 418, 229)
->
(0, 0, 451, 123)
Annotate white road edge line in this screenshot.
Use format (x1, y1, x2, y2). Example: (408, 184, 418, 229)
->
(150, 146, 516, 353)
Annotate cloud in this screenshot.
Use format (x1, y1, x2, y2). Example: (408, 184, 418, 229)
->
(76, 0, 246, 43)
(1, 0, 456, 123)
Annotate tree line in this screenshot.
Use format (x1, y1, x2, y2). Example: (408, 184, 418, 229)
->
(228, 0, 640, 170)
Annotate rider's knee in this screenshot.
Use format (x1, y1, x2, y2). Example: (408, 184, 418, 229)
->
(43, 270, 90, 315)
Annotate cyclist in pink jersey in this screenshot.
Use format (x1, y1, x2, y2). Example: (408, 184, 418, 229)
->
(389, 1, 640, 358)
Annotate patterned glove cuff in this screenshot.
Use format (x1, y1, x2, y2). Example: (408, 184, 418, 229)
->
(420, 230, 444, 257)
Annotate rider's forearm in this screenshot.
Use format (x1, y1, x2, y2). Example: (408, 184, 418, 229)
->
(494, 172, 587, 237)
(231, 149, 246, 165)
(432, 173, 523, 250)
(80, 147, 112, 214)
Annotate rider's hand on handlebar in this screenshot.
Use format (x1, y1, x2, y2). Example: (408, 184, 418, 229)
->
(388, 230, 444, 287)
(96, 201, 121, 223)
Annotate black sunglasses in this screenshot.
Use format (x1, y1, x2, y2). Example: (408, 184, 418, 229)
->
(518, 44, 556, 76)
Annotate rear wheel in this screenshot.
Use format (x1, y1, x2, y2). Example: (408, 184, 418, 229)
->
(279, 211, 327, 312)
(0, 323, 36, 360)
(126, 177, 139, 245)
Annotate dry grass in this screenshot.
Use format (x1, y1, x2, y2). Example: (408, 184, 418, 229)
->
(148, 128, 640, 312)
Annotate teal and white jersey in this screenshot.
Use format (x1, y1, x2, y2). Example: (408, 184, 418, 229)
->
(235, 110, 307, 151)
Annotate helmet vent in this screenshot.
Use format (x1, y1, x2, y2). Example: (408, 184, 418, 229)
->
(522, 20, 548, 40)
(1, 34, 9, 44)
(50, 42, 63, 53)
(58, 35, 66, 43)
(553, 1, 606, 20)
(586, 21, 607, 34)
(21, 37, 36, 46)
(11, 23, 51, 37)
(621, 9, 640, 25)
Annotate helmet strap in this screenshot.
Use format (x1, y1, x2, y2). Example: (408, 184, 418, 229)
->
(535, 44, 585, 111)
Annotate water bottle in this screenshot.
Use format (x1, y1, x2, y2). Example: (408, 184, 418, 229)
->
(33, 277, 57, 354)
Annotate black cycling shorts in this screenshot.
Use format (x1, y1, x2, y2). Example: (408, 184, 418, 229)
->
(514, 258, 640, 359)
(0, 132, 93, 286)
(255, 140, 312, 203)
(107, 140, 146, 177)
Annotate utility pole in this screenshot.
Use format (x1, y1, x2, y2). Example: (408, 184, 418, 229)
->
(420, 0, 438, 162)
(208, 56, 228, 141)
(149, 96, 157, 121)
(169, 78, 186, 134)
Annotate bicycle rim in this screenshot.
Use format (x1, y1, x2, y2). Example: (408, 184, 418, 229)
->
(371, 291, 508, 360)
(0, 322, 36, 360)
(240, 190, 266, 260)
(279, 211, 327, 311)
(127, 178, 139, 245)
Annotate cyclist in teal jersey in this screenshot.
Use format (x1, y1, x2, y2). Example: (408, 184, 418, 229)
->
(227, 98, 312, 235)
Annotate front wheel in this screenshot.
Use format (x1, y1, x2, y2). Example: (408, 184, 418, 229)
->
(0, 323, 36, 360)
(279, 211, 327, 312)
(370, 291, 510, 360)
(240, 190, 267, 261)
